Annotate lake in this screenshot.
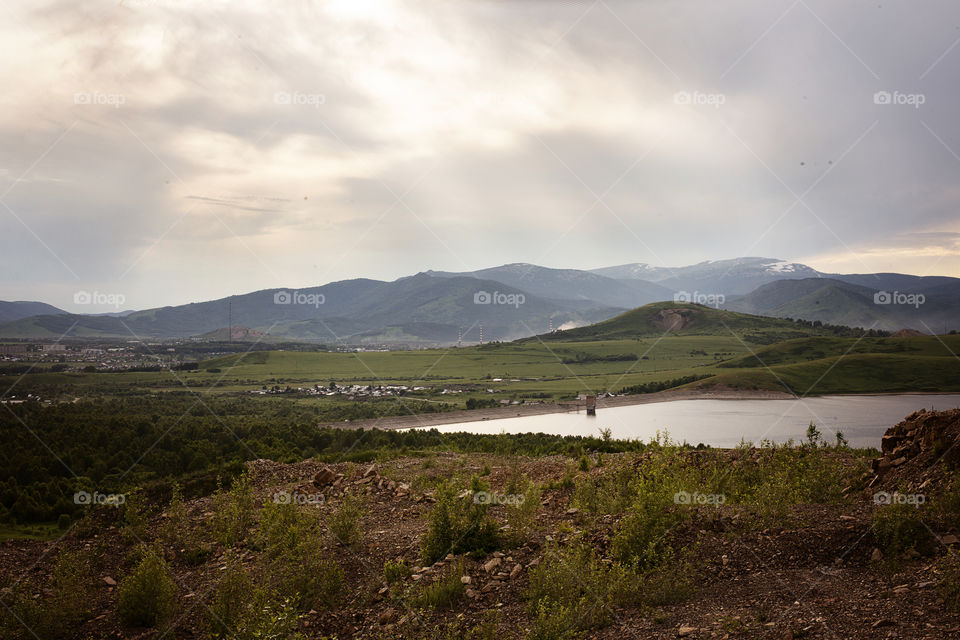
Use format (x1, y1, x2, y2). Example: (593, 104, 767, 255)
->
(413, 394, 960, 448)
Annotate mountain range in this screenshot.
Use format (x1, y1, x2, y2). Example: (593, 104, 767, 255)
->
(1, 257, 956, 344)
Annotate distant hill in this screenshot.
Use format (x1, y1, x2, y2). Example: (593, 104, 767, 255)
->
(590, 257, 823, 295)
(0, 301, 65, 325)
(723, 277, 960, 333)
(3, 257, 958, 344)
(0, 274, 622, 344)
(425, 263, 673, 309)
(528, 301, 823, 342)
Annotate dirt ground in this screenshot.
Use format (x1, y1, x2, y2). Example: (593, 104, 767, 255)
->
(3, 440, 959, 640)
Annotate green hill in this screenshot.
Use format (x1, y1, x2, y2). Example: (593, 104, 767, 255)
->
(529, 302, 848, 342)
(694, 352, 960, 395)
(717, 334, 960, 369)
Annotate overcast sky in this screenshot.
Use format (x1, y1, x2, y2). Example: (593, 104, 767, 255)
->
(2, 0, 959, 311)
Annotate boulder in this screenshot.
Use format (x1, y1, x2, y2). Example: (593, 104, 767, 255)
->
(313, 467, 336, 487)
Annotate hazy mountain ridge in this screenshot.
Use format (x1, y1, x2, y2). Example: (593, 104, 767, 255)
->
(2, 258, 957, 343)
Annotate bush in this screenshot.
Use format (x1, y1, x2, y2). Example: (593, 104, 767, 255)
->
(208, 551, 253, 639)
(412, 561, 466, 609)
(528, 599, 581, 640)
(231, 595, 304, 640)
(872, 501, 934, 561)
(48, 549, 95, 629)
(634, 546, 697, 605)
(328, 493, 365, 546)
(938, 551, 960, 612)
(211, 472, 255, 547)
(117, 548, 178, 628)
(505, 478, 541, 546)
(421, 479, 501, 564)
(257, 500, 343, 609)
(526, 540, 628, 632)
(383, 558, 412, 584)
(0, 549, 95, 640)
(119, 489, 150, 544)
(611, 489, 682, 570)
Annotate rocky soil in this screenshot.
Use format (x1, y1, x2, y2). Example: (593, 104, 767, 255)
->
(3, 411, 960, 639)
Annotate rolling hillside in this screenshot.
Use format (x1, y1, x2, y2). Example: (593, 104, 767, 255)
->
(530, 301, 827, 342)
(723, 278, 960, 332)
(0, 301, 65, 325)
(0, 275, 621, 344)
(425, 263, 673, 309)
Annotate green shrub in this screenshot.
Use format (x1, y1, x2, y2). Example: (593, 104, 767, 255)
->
(48, 549, 95, 629)
(211, 472, 255, 547)
(611, 489, 682, 570)
(328, 493, 365, 546)
(526, 540, 628, 632)
(383, 558, 412, 584)
(230, 595, 304, 640)
(635, 546, 697, 605)
(119, 489, 150, 544)
(505, 478, 541, 546)
(412, 561, 466, 609)
(117, 548, 178, 628)
(257, 500, 343, 609)
(159, 482, 187, 547)
(0, 549, 95, 640)
(872, 501, 934, 561)
(208, 551, 253, 639)
(528, 599, 581, 640)
(0, 583, 42, 640)
(421, 479, 501, 564)
(938, 551, 960, 612)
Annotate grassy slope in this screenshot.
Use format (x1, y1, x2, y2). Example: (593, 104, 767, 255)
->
(7, 306, 958, 399)
(695, 353, 960, 395)
(532, 301, 818, 342)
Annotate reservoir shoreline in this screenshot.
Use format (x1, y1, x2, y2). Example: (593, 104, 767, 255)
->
(318, 388, 954, 433)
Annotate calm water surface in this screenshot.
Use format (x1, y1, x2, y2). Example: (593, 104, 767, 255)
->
(416, 394, 960, 448)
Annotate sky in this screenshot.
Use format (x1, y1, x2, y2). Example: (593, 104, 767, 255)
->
(2, 0, 960, 312)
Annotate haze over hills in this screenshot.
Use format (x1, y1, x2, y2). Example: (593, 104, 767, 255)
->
(0, 258, 957, 343)
(723, 277, 960, 333)
(590, 257, 825, 296)
(0, 301, 66, 325)
(424, 263, 674, 309)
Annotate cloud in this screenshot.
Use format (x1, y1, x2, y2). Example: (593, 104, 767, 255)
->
(1, 0, 959, 311)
